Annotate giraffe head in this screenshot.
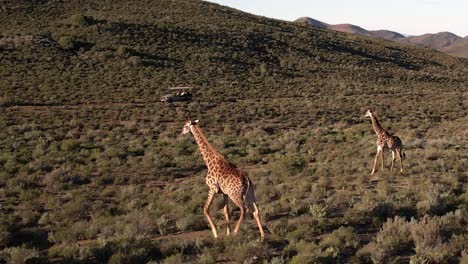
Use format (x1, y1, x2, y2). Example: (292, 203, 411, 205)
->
(365, 109, 374, 118)
(181, 119, 199, 135)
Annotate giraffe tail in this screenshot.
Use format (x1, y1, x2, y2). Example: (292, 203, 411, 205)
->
(243, 176, 255, 213)
(395, 136, 406, 160)
(242, 176, 251, 201)
(400, 146, 406, 160)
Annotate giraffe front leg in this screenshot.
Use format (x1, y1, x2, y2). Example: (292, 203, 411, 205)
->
(204, 190, 218, 238)
(371, 147, 381, 175)
(223, 194, 231, 236)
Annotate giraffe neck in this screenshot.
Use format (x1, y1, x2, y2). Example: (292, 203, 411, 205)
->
(190, 125, 222, 167)
(370, 114, 387, 137)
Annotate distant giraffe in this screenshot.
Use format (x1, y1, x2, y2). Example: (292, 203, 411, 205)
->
(365, 109, 405, 174)
(181, 119, 265, 239)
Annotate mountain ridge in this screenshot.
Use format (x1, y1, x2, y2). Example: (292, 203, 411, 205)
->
(296, 17, 468, 58)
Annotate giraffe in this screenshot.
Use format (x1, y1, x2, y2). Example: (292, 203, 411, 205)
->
(181, 119, 265, 239)
(365, 109, 405, 174)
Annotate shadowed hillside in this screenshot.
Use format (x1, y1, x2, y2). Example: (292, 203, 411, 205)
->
(0, 0, 467, 263)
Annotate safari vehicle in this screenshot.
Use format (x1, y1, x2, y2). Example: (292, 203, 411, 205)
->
(160, 87, 193, 102)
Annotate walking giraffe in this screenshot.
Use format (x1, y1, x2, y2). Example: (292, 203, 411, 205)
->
(181, 119, 265, 239)
(365, 109, 406, 174)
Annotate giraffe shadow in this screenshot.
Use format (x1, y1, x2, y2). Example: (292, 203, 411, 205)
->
(365, 172, 408, 189)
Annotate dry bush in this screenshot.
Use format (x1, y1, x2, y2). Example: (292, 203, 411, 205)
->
(319, 226, 359, 261)
(416, 183, 448, 216)
(358, 216, 412, 263)
(409, 210, 465, 263)
(359, 210, 465, 263)
(1, 246, 40, 264)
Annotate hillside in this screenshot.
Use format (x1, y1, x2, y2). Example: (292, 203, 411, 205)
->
(404, 32, 466, 49)
(443, 40, 468, 58)
(297, 16, 468, 58)
(370, 29, 405, 41)
(328, 24, 373, 36)
(294, 17, 374, 37)
(1, 6, 467, 106)
(295, 16, 329, 29)
(1, 0, 467, 263)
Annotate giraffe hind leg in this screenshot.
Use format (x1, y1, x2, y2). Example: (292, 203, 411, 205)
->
(252, 202, 265, 239)
(233, 201, 245, 235)
(391, 150, 395, 171)
(371, 147, 381, 174)
(245, 187, 265, 239)
(398, 149, 403, 172)
(223, 194, 231, 236)
(381, 148, 385, 171)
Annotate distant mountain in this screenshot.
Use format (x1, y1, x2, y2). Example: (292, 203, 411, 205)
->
(295, 17, 373, 36)
(328, 24, 373, 36)
(296, 17, 468, 58)
(404, 32, 464, 49)
(370, 30, 405, 41)
(443, 39, 468, 58)
(295, 17, 329, 29)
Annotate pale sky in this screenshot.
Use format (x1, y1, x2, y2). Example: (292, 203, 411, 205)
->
(207, 0, 468, 37)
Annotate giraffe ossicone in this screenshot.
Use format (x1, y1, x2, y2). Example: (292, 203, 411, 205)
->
(182, 119, 265, 239)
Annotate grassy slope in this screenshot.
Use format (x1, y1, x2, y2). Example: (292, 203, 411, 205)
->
(0, 0, 467, 263)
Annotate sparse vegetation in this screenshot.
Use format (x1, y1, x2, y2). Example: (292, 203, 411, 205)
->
(0, 0, 466, 263)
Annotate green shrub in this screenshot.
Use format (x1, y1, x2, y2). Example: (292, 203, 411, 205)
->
(94, 237, 161, 263)
(416, 184, 448, 215)
(320, 227, 359, 260)
(1, 246, 40, 264)
(175, 215, 206, 232)
(69, 14, 96, 26)
(109, 252, 146, 264)
(223, 237, 266, 263)
(116, 46, 130, 57)
(163, 253, 183, 264)
(287, 240, 321, 264)
(309, 202, 327, 219)
(0, 221, 10, 248)
(57, 36, 77, 50)
(47, 244, 81, 259)
(358, 216, 412, 263)
(409, 211, 464, 263)
(157, 215, 173, 235)
(271, 154, 306, 176)
(199, 246, 218, 264)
